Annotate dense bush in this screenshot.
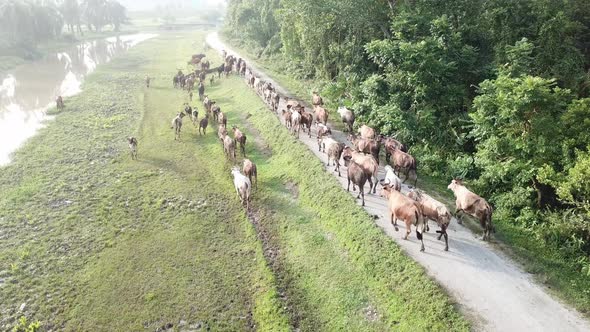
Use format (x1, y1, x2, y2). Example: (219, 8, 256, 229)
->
(224, 0, 590, 277)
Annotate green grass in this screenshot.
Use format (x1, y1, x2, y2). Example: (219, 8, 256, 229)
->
(0, 31, 288, 331)
(0, 30, 468, 331)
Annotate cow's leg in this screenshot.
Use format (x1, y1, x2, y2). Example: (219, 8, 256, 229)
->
(373, 174, 378, 194)
(391, 214, 399, 232)
(404, 220, 411, 240)
(455, 208, 464, 225)
(360, 188, 365, 206)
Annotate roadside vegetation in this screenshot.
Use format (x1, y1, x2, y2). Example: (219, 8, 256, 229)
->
(0, 30, 467, 330)
(223, 0, 590, 313)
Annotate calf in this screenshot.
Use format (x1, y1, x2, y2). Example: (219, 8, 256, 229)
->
(191, 108, 199, 126)
(198, 82, 205, 100)
(380, 184, 427, 251)
(408, 189, 452, 251)
(232, 126, 247, 156)
(171, 112, 186, 140)
(271, 92, 280, 112)
(203, 96, 212, 114)
(282, 109, 292, 129)
(218, 110, 227, 126)
(322, 137, 345, 176)
(199, 114, 208, 135)
(299, 108, 313, 138)
(56, 96, 64, 110)
(127, 137, 138, 160)
(312, 91, 324, 106)
(223, 134, 236, 161)
(212, 104, 221, 122)
(231, 167, 251, 210)
(218, 123, 228, 143)
(316, 124, 332, 151)
(243, 158, 258, 189)
(448, 179, 494, 241)
(291, 109, 302, 138)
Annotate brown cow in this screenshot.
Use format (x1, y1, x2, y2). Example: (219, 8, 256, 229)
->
(218, 110, 227, 126)
(127, 137, 138, 160)
(232, 126, 247, 156)
(298, 107, 313, 138)
(223, 134, 236, 161)
(199, 114, 208, 135)
(342, 147, 379, 194)
(447, 179, 494, 241)
(389, 146, 417, 186)
(218, 123, 228, 143)
(316, 124, 332, 151)
(312, 91, 324, 106)
(408, 189, 452, 251)
(347, 159, 369, 206)
(321, 137, 345, 176)
(243, 158, 258, 189)
(56, 96, 64, 110)
(349, 134, 380, 164)
(282, 108, 292, 129)
(380, 183, 427, 251)
(381, 135, 408, 162)
(337, 106, 355, 133)
(314, 106, 328, 126)
(358, 124, 376, 139)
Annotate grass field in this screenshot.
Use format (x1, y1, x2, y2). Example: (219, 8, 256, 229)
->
(0, 30, 468, 331)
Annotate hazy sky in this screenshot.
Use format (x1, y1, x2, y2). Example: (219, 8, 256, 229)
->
(119, 0, 226, 12)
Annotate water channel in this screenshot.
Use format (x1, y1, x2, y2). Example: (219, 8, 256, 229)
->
(0, 33, 157, 165)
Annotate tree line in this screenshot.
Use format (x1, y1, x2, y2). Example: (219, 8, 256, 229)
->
(0, 0, 129, 47)
(224, 0, 590, 278)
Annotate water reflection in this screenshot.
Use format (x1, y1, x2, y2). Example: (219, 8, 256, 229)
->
(0, 33, 156, 166)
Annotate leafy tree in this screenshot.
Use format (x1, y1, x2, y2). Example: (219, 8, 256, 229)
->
(0, 0, 63, 46)
(82, 0, 109, 32)
(60, 0, 84, 35)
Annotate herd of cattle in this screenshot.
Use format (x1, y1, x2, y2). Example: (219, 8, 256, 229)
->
(131, 48, 494, 253)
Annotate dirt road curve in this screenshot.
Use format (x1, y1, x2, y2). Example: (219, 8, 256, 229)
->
(206, 32, 590, 332)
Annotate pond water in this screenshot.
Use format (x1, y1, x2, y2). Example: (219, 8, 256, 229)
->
(0, 33, 157, 166)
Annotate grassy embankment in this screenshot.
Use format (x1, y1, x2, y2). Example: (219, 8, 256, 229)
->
(0, 30, 469, 331)
(222, 35, 590, 314)
(0, 31, 287, 331)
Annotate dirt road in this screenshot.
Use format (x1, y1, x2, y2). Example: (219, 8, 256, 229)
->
(207, 32, 590, 332)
